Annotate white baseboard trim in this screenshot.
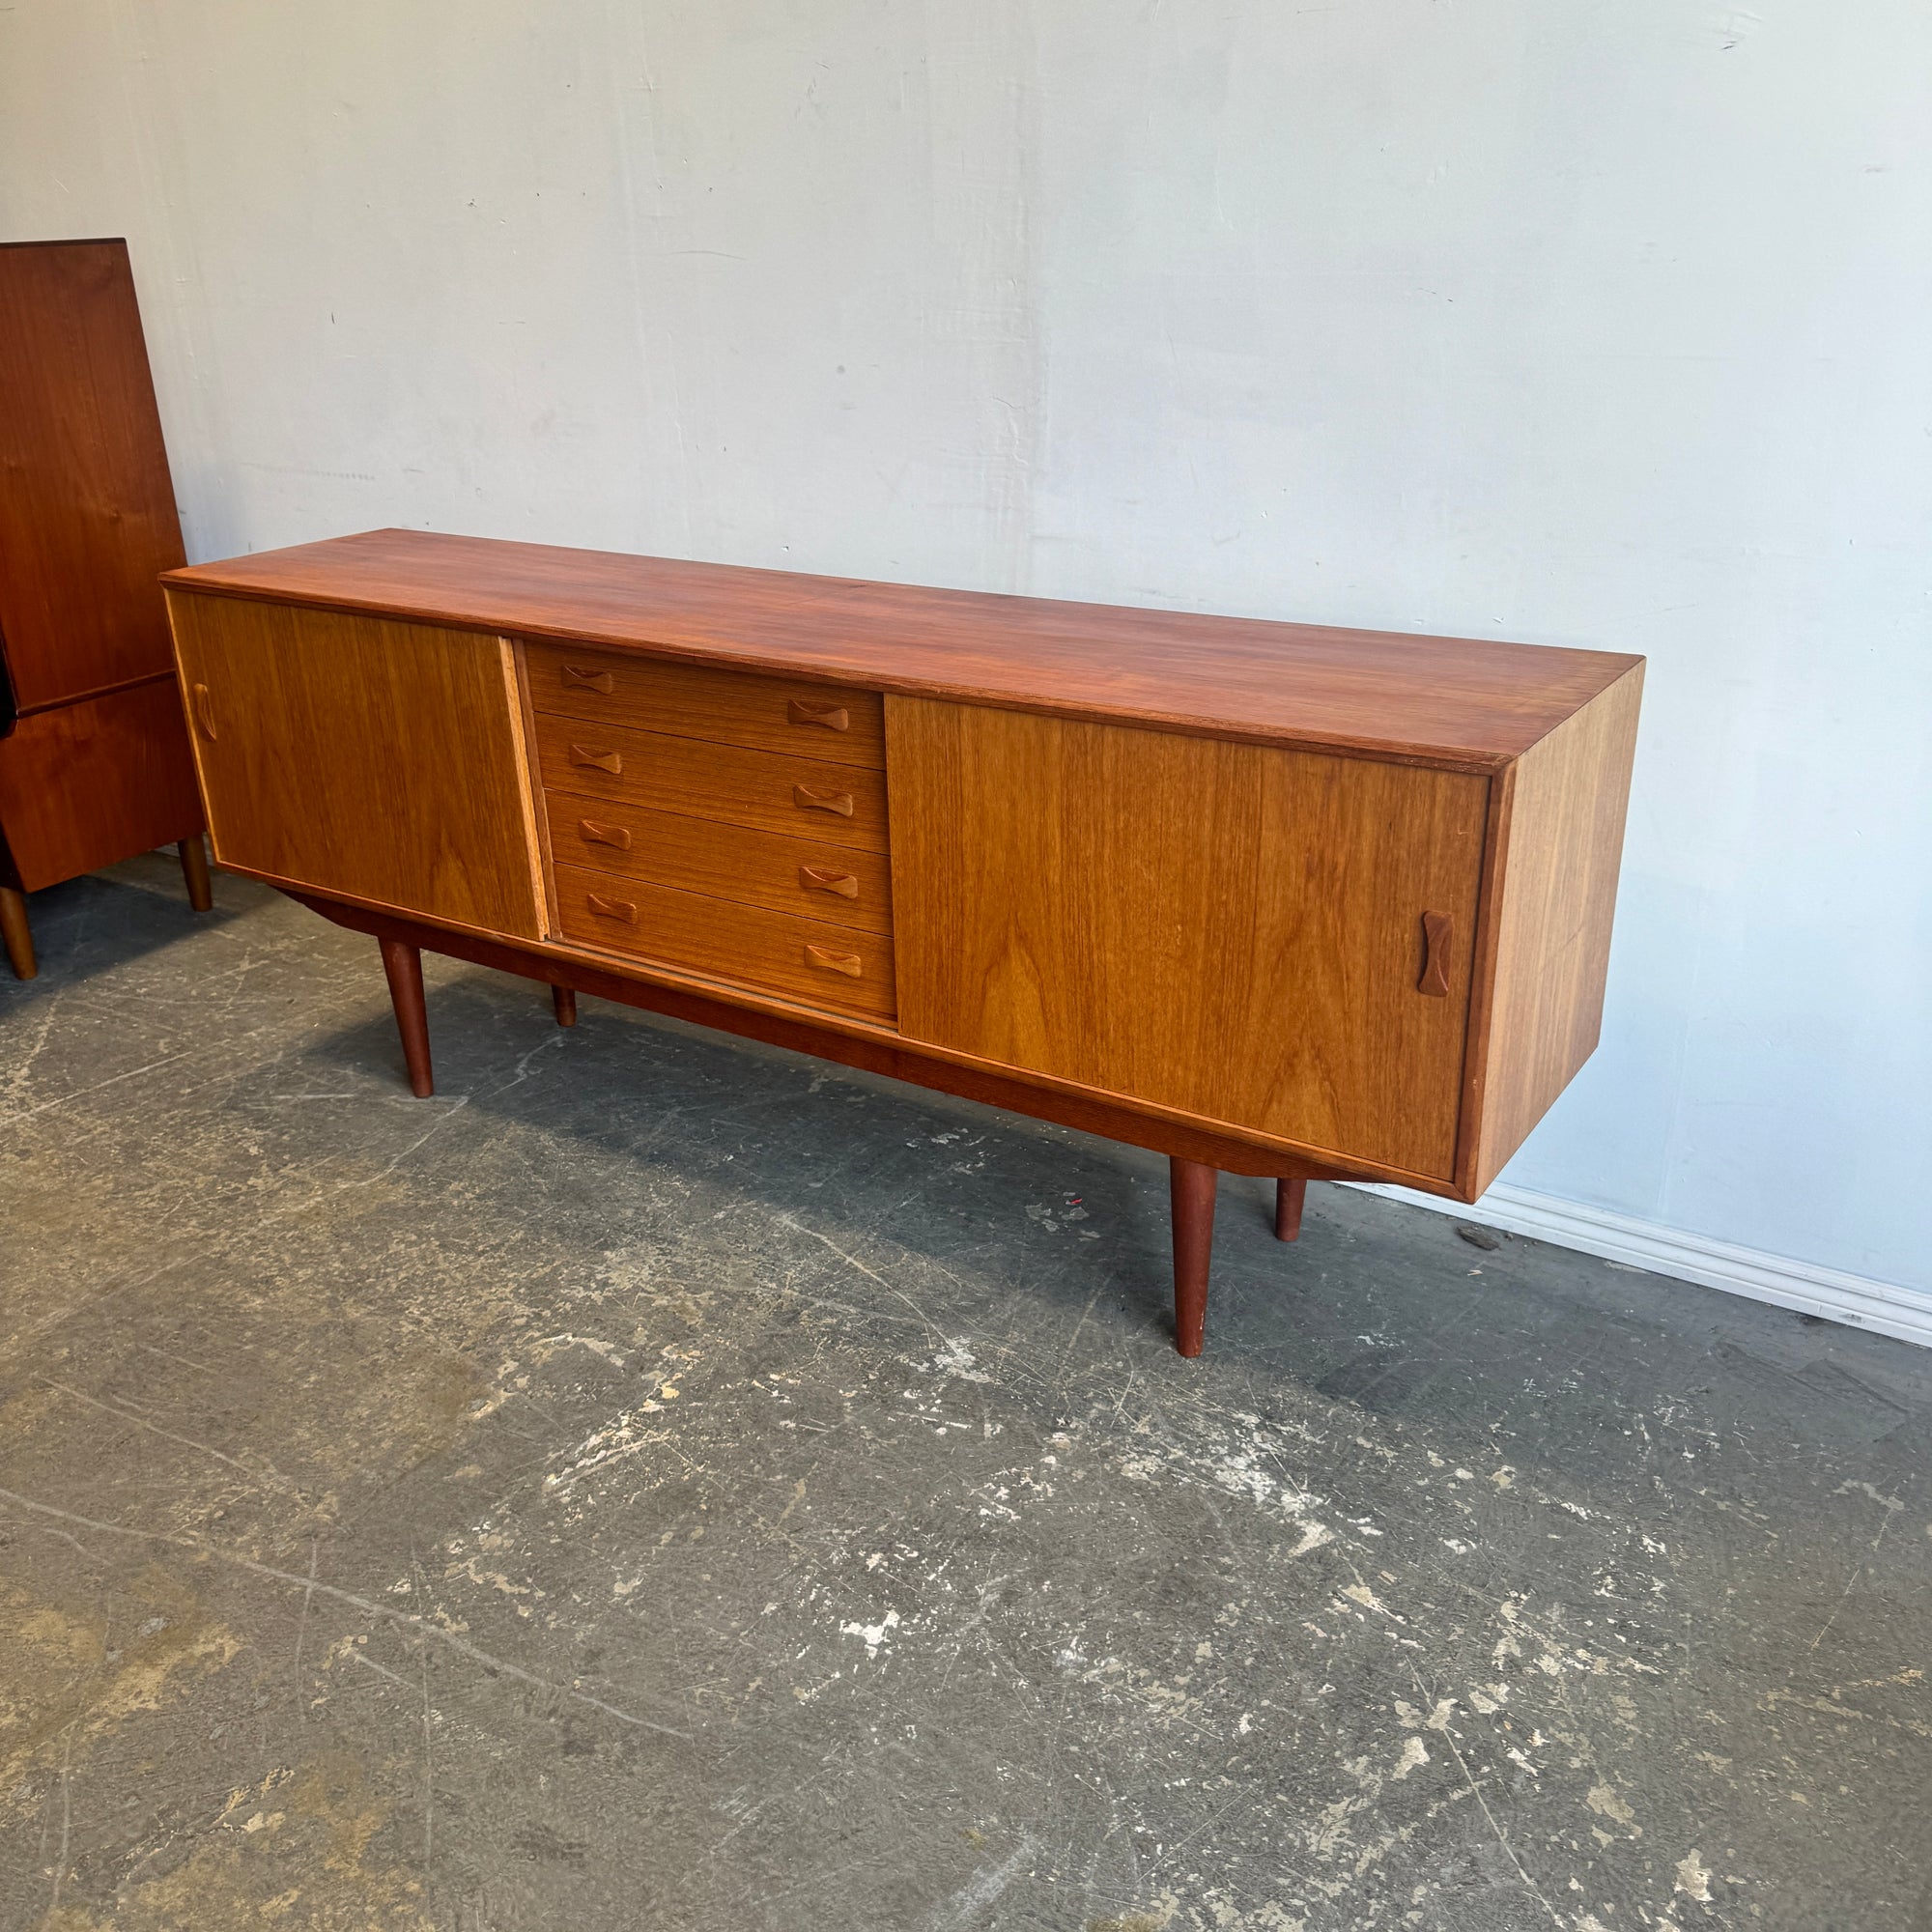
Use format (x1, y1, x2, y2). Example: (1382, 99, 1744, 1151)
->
(1345, 1179, 1932, 1350)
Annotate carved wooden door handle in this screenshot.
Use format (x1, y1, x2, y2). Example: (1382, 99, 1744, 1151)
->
(562, 664, 614, 694)
(585, 891, 638, 924)
(578, 818, 632, 851)
(804, 944, 863, 979)
(793, 783, 854, 817)
(189, 682, 217, 740)
(569, 743, 623, 775)
(787, 698, 850, 731)
(798, 864, 859, 898)
(1418, 911, 1453, 997)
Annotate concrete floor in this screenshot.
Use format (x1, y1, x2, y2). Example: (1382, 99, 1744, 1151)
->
(1, 855, 1927, 1932)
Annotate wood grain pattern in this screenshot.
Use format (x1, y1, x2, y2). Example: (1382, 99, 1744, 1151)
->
(0, 241, 185, 713)
(173, 543, 1643, 1264)
(542, 792, 893, 934)
(165, 594, 542, 938)
(496, 637, 552, 944)
(1464, 664, 1645, 1194)
(553, 864, 895, 1021)
(531, 713, 889, 852)
(526, 641, 885, 769)
(282, 847, 1434, 1181)
(164, 529, 1642, 770)
(889, 697, 1489, 1179)
(0, 677, 203, 892)
(298, 889, 1362, 1181)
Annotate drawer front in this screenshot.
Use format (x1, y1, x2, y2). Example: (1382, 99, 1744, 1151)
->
(554, 864, 895, 1021)
(533, 714, 888, 852)
(545, 794, 892, 935)
(525, 642, 884, 770)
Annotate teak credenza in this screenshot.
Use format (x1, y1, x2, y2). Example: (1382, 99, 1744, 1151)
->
(162, 530, 1642, 1354)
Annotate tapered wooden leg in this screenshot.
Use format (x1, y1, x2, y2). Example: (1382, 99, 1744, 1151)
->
(178, 835, 213, 912)
(551, 984, 578, 1028)
(1274, 1176, 1307, 1242)
(0, 887, 35, 981)
(1170, 1157, 1218, 1357)
(379, 937, 435, 1096)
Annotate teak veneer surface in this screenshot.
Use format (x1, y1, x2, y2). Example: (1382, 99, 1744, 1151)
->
(0, 238, 204, 929)
(164, 540, 1644, 1356)
(526, 641, 886, 770)
(552, 865, 896, 1022)
(0, 678, 203, 891)
(531, 713, 891, 853)
(166, 595, 543, 939)
(544, 795, 894, 935)
(0, 241, 186, 715)
(889, 699, 1489, 1180)
(293, 890, 1374, 1184)
(1468, 663, 1644, 1194)
(162, 529, 1640, 769)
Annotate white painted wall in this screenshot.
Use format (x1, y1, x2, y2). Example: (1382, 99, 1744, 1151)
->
(5, 2, 1927, 1309)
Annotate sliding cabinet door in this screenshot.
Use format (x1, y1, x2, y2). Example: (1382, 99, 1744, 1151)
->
(888, 699, 1489, 1182)
(167, 593, 542, 939)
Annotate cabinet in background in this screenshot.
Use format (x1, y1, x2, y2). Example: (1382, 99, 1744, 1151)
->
(0, 239, 209, 979)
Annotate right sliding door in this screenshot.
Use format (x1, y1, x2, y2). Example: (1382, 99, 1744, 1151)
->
(887, 698, 1490, 1183)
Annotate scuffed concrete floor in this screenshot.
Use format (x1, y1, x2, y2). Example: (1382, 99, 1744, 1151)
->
(1, 856, 1928, 1932)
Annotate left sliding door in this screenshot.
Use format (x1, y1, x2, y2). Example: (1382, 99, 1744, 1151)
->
(165, 594, 543, 939)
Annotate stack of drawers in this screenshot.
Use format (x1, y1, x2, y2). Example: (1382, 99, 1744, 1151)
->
(525, 642, 895, 1022)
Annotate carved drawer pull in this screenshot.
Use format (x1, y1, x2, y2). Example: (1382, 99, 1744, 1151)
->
(793, 783, 854, 817)
(804, 944, 863, 979)
(562, 664, 615, 694)
(787, 697, 850, 732)
(799, 864, 859, 898)
(189, 682, 217, 740)
(569, 742, 623, 775)
(1418, 911, 1453, 997)
(585, 891, 639, 925)
(577, 818, 632, 851)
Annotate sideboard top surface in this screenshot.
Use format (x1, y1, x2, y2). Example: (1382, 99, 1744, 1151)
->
(162, 527, 1642, 768)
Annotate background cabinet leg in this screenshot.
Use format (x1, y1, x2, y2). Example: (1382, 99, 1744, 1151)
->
(378, 936, 435, 1097)
(0, 887, 36, 980)
(551, 984, 578, 1028)
(1274, 1176, 1307, 1242)
(178, 835, 213, 912)
(1170, 1157, 1218, 1357)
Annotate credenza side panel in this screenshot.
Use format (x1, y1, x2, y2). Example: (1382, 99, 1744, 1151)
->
(888, 697, 1489, 1180)
(1467, 663, 1644, 1194)
(166, 593, 542, 940)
